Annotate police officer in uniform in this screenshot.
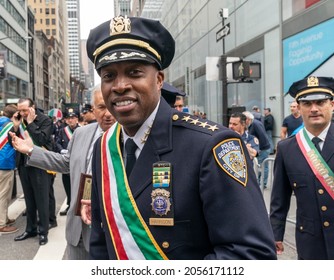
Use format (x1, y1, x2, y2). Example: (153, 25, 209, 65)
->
(270, 76, 334, 259)
(55, 108, 80, 215)
(87, 15, 276, 260)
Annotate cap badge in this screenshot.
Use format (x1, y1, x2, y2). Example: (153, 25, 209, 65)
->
(68, 108, 73, 113)
(110, 15, 131, 36)
(307, 76, 319, 87)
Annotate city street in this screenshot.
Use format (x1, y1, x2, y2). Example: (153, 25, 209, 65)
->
(0, 168, 297, 260)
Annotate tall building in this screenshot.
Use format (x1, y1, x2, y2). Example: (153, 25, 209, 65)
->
(0, 0, 30, 108)
(66, 0, 81, 81)
(28, 0, 69, 109)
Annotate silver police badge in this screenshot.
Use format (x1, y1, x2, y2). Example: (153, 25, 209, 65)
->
(213, 138, 248, 186)
(151, 188, 171, 216)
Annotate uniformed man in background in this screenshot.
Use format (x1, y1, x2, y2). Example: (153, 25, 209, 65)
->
(270, 76, 334, 259)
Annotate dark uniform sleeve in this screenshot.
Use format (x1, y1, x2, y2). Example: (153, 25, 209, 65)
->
(269, 141, 293, 241)
(199, 131, 277, 259)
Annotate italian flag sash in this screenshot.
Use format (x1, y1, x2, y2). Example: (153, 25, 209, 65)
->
(0, 122, 26, 150)
(101, 122, 168, 260)
(296, 128, 334, 200)
(64, 126, 73, 140)
(0, 122, 13, 150)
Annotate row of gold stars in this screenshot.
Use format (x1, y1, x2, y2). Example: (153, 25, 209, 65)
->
(172, 114, 219, 132)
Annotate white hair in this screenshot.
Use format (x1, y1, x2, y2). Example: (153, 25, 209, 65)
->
(243, 111, 254, 120)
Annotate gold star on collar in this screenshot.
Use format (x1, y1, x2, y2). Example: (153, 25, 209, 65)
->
(208, 124, 219, 131)
(182, 115, 191, 122)
(199, 121, 208, 128)
(191, 118, 199, 125)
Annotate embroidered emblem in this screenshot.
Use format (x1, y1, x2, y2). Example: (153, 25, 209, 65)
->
(110, 15, 131, 35)
(307, 76, 319, 87)
(99, 53, 118, 63)
(213, 138, 247, 186)
(151, 189, 171, 216)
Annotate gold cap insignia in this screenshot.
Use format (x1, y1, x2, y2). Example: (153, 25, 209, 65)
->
(68, 108, 73, 113)
(110, 15, 131, 36)
(307, 76, 319, 87)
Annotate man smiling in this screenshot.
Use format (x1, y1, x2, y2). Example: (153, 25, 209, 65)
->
(86, 15, 276, 260)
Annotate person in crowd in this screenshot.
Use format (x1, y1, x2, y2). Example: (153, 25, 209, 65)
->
(174, 96, 185, 112)
(243, 111, 271, 188)
(55, 108, 80, 216)
(10, 85, 115, 259)
(0, 105, 19, 234)
(161, 82, 185, 108)
(252, 105, 264, 123)
(10, 98, 54, 246)
(270, 76, 334, 260)
(229, 112, 259, 161)
(264, 108, 275, 154)
(81, 104, 96, 124)
(84, 15, 276, 260)
(280, 101, 303, 139)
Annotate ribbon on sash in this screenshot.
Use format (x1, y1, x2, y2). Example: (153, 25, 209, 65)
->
(0, 122, 13, 150)
(0, 122, 27, 150)
(296, 128, 334, 200)
(101, 122, 168, 260)
(64, 126, 73, 140)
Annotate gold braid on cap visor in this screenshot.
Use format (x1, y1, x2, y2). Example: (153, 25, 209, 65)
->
(93, 38, 161, 65)
(295, 88, 334, 100)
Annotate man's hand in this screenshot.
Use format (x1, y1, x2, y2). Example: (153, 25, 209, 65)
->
(26, 107, 37, 124)
(9, 131, 34, 154)
(275, 241, 284, 255)
(81, 199, 91, 226)
(11, 112, 21, 130)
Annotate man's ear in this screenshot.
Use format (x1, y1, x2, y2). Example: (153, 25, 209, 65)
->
(157, 71, 164, 91)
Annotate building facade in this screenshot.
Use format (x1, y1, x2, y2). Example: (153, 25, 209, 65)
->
(0, 0, 30, 108)
(136, 0, 334, 146)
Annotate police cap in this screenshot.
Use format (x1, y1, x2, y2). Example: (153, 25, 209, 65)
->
(81, 104, 93, 114)
(65, 108, 78, 118)
(288, 76, 334, 102)
(86, 15, 175, 71)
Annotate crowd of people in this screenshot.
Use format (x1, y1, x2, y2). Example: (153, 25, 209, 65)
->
(1, 14, 334, 260)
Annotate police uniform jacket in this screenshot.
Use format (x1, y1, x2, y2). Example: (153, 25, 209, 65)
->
(90, 98, 276, 260)
(270, 123, 334, 259)
(55, 124, 80, 152)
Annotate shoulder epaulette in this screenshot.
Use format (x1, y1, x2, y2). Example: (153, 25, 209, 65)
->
(171, 112, 221, 134)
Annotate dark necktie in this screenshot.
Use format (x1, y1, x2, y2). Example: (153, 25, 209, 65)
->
(125, 138, 137, 177)
(312, 137, 322, 153)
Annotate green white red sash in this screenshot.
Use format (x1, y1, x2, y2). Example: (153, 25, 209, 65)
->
(0, 122, 13, 150)
(64, 126, 73, 140)
(296, 128, 334, 200)
(101, 122, 168, 260)
(0, 122, 26, 150)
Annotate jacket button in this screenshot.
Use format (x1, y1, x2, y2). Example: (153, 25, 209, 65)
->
(299, 226, 303, 231)
(172, 114, 179, 121)
(162, 241, 169, 249)
(293, 182, 297, 188)
(324, 221, 330, 227)
(318, 189, 324, 194)
(101, 222, 103, 228)
(321, 206, 327, 211)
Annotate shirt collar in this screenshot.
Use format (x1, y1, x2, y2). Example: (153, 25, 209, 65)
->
(122, 100, 160, 152)
(304, 122, 331, 142)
